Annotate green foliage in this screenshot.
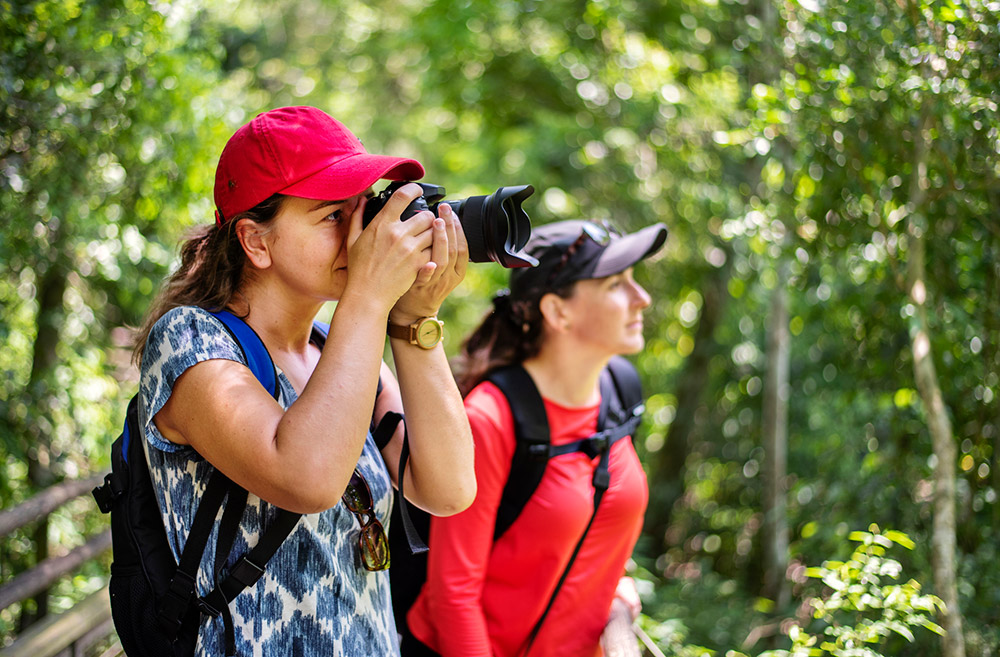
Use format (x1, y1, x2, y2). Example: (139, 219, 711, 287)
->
(757, 527, 944, 657)
(1, 0, 230, 637)
(646, 528, 944, 657)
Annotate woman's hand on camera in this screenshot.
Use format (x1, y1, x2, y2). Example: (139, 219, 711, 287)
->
(343, 183, 436, 311)
(390, 202, 468, 324)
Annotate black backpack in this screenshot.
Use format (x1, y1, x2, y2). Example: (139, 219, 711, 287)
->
(92, 311, 324, 657)
(391, 355, 644, 654)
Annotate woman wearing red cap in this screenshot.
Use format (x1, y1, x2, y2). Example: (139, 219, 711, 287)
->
(403, 220, 667, 657)
(131, 106, 475, 656)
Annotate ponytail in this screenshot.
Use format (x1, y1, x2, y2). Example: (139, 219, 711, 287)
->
(131, 194, 286, 364)
(454, 283, 575, 396)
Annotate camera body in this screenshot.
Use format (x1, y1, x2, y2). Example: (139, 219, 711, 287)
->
(363, 182, 446, 224)
(362, 181, 538, 268)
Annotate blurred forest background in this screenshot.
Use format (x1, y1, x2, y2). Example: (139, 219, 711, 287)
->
(1, 0, 998, 655)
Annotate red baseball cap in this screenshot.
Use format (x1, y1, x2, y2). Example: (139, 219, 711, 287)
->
(213, 106, 425, 223)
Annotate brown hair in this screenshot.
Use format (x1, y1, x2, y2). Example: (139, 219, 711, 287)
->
(454, 282, 575, 396)
(131, 194, 286, 363)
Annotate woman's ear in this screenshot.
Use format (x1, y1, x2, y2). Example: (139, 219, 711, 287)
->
(235, 218, 272, 270)
(538, 292, 571, 333)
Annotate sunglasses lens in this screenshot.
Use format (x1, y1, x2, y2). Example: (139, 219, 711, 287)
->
(582, 222, 612, 245)
(342, 469, 390, 571)
(343, 473, 371, 513)
(359, 522, 390, 571)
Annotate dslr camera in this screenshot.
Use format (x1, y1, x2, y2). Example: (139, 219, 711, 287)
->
(362, 181, 538, 268)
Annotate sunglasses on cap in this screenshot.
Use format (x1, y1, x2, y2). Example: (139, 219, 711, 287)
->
(341, 469, 390, 571)
(545, 220, 623, 287)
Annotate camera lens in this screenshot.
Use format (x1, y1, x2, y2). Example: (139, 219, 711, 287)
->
(362, 182, 538, 268)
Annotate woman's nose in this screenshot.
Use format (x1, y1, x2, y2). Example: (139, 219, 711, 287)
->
(631, 281, 652, 309)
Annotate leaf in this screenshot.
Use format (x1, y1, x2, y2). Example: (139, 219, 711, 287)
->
(883, 531, 916, 549)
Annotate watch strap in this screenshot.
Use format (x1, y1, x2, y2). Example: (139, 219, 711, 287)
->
(386, 321, 412, 342)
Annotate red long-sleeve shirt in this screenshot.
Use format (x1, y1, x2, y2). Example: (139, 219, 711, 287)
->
(407, 380, 648, 657)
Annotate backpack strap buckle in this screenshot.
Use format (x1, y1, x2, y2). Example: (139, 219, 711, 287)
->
(196, 589, 238, 656)
(592, 465, 611, 492)
(159, 571, 197, 633)
(228, 555, 266, 589)
(526, 443, 550, 459)
(91, 473, 120, 513)
(578, 432, 609, 459)
(196, 593, 223, 619)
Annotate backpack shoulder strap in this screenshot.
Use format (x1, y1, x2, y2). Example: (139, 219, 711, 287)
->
(605, 355, 643, 422)
(211, 310, 279, 400)
(486, 365, 551, 541)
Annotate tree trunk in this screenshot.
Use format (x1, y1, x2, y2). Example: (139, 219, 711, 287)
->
(755, 0, 792, 614)
(18, 225, 70, 628)
(907, 111, 966, 657)
(761, 262, 790, 609)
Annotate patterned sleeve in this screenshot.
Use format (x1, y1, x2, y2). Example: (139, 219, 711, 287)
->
(138, 306, 246, 452)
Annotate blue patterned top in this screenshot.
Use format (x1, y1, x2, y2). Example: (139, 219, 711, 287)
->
(139, 306, 399, 656)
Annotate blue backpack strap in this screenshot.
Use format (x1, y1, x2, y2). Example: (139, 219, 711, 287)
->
(211, 310, 278, 400)
(311, 320, 330, 344)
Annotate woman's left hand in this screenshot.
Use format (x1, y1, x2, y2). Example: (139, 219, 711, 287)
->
(614, 576, 642, 621)
(390, 202, 469, 324)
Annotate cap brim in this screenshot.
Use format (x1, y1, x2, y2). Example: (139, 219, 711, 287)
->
(281, 153, 425, 201)
(591, 223, 668, 278)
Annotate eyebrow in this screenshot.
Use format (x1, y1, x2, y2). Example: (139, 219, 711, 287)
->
(309, 199, 346, 212)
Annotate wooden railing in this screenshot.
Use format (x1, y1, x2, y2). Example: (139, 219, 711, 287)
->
(0, 474, 121, 657)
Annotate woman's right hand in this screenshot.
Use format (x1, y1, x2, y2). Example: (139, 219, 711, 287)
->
(342, 183, 438, 311)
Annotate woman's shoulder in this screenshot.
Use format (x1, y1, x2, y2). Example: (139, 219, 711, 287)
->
(465, 378, 510, 409)
(152, 304, 221, 331)
(464, 379, 515, 430)
(142, 306, 244, 372)
(138, 306, 248, 452)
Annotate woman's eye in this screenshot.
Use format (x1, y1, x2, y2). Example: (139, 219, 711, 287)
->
(325, 209, 343, 223)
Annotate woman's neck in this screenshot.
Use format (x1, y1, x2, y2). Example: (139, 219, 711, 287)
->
(236, 282, 323, 355)
(521, 342, 607, 408)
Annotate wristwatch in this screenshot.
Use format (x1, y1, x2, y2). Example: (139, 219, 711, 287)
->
(387, 316, 444, 349)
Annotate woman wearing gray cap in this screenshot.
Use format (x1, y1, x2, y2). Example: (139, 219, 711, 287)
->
(401, 220, 667, 657)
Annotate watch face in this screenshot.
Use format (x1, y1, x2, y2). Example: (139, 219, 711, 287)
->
(415, 318, 443, 348)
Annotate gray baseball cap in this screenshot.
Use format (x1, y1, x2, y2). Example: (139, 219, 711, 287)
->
(509, 220, 667, 298)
